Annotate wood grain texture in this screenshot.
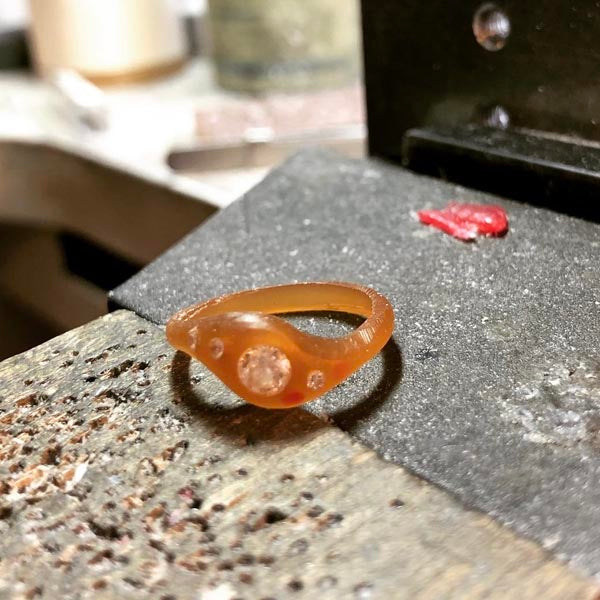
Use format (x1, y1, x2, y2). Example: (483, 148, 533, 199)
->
(0, 310, 597, 600)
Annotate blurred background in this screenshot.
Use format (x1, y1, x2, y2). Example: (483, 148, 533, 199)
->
(0, 0, 364, 359)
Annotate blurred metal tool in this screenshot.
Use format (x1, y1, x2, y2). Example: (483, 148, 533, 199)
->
(48, 68, 109, 130)
(166, 124, 366, 172)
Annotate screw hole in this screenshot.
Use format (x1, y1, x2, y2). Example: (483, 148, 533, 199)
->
(473, 4, 511, 51)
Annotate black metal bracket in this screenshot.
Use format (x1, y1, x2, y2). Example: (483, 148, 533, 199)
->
(403, 126, 600, 221)
(362, 0, 600, 219)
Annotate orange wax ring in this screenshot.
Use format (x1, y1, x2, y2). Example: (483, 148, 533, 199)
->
(166, 282, 394, 409)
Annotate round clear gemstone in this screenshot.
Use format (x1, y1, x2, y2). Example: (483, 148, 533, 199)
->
(307, 370, 325, 391)
(209, 337, 224, 359)
(237, 345, 291, 396)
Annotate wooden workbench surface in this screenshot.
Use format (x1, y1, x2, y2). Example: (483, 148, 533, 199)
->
(0, 311, 597, 599)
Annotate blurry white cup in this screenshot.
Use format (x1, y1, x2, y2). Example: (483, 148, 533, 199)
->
(28, 0, 186, 85)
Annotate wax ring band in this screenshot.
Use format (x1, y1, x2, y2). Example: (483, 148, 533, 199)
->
(166, 282, 394, 409)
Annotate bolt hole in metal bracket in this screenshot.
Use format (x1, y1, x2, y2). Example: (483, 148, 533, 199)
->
(362, 0, 600, 221)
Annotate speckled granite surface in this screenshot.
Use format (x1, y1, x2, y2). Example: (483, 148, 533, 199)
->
(111, 149, 600, 575)
(0, 311, 597, 599)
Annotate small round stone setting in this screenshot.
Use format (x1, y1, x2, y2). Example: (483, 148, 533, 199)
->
(307, 369, 325, 391)
(237, 345, 291, 396)
(209, 337, 224, 359)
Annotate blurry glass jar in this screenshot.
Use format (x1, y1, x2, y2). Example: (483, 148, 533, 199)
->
(28, 0, 186, 85)
(207, 0, 360, 93)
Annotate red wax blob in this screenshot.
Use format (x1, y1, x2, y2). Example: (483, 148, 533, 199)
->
(417, 202, 508, 241)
